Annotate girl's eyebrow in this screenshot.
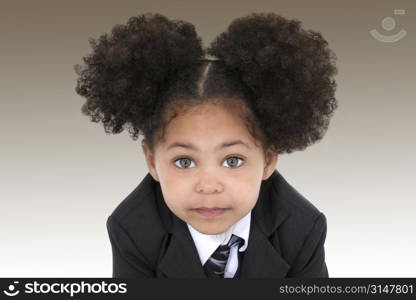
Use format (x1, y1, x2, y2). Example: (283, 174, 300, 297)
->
(166, 139, 251, 151)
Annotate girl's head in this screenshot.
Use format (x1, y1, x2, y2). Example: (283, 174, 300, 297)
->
(74, 12, 337, 234)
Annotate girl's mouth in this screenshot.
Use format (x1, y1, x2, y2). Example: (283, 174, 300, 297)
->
(194, 207, 228, 217)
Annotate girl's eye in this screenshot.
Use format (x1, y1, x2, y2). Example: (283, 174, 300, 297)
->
(222, 156, 244, 168)
(174, 158, 196, 169)
(173, 156, 244, 169)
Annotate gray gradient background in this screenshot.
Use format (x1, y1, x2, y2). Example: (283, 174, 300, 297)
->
(1, 0, 415, 277)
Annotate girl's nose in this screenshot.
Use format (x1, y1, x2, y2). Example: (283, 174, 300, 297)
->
(195, 175, 224, 194)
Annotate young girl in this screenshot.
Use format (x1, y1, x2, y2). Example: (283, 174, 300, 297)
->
(74, 12, 338, 278)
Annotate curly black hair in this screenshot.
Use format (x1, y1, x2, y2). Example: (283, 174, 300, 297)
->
(74, 12, 338, 155)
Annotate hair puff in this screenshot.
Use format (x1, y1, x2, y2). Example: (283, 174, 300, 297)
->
(74, 12, 204, 139)
(207, 12, 338, 153)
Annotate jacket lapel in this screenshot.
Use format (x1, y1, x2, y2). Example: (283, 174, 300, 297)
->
(239, 220, 290, 278)
(239, 170, 291, 278)
(157, 213, 207, 278)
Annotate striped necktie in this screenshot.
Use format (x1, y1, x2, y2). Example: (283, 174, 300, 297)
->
(203, 234, 245, 278)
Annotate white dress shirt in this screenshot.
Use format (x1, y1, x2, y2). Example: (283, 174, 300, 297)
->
(187, 211, 251, 278)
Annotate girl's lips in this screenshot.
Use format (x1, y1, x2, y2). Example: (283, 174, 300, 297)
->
(194, 207, 228, 217)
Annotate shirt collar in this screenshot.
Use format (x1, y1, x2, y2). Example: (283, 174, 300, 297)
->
(186, 211, 251, 265)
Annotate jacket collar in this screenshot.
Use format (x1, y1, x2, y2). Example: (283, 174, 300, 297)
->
(154, 170, 291, 278)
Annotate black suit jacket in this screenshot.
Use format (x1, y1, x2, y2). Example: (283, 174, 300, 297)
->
(106, 170, 329, 278)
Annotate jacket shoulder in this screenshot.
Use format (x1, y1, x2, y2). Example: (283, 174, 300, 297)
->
(107, 173, 169, 268)
(273, 171, 322, 220)
(271, 172, 328, 268)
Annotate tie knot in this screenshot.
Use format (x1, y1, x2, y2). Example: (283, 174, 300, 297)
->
(218, 234, 244, 252)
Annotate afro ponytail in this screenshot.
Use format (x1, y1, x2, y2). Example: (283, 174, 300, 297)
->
(207, 12, 338, 153)
(74, 12, 204, 140)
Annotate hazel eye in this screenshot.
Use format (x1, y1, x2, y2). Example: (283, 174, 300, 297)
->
(223, 156, 244, 168)
(174, 158, 196, 169)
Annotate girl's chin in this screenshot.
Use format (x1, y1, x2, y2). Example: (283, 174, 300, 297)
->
(189, 221, 231, 235)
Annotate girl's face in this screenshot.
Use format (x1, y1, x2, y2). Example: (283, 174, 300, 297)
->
(142, 101, 277, 235)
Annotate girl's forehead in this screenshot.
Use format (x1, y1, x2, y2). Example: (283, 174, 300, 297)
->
(161, 121, 257, 152)
(154, 99, 264, 151)
(165, 103, 249, 135)
(164, 138, 252, 153)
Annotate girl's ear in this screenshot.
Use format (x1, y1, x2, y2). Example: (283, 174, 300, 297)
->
(262, 149, 278, 180)
(141, 140, 160, 182)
